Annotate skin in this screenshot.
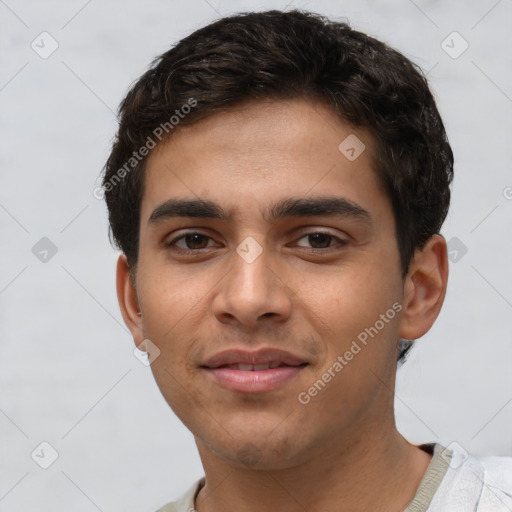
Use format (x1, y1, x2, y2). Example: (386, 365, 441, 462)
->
(117, 97, 448, 512)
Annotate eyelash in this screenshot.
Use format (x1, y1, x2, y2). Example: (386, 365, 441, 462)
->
(164, 231, 348, 255)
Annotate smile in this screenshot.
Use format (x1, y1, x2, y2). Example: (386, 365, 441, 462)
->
(202, 363, 308, 393)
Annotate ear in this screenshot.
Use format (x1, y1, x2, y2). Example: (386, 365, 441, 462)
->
(398, 234, 449, 340)
(116, 254, 144, 348)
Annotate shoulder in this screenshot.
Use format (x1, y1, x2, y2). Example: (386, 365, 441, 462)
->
(478, 454, 512, 505)
(429, 444, 512, 511)
(155, 503, 177, 512)
(154, 477, 204, 512)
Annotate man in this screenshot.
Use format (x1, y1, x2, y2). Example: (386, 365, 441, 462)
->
(101, 9, 512, 512)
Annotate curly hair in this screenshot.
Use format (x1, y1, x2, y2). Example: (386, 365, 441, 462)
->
(102, 9, 453, 364)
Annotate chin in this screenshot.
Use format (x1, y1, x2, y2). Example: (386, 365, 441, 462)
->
(198, 427, 310, 470)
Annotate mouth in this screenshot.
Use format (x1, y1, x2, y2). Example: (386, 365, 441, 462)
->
(201, 348, 309, 393)
(210, 362, 308, 371)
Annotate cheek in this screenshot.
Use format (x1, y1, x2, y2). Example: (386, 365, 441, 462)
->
(304, 289, 400, 428)
(135, 270, 206, 404)
(315, 259, 402, 378)
(138, 270, 210, 424)
(137, 261, 210, 341)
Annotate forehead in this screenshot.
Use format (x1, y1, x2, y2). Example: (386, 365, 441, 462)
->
(140, 98, 390, 226)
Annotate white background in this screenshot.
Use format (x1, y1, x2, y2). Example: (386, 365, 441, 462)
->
(1, 0, 511, 510)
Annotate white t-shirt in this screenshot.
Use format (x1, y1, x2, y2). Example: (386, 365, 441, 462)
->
(156, 443, 512, 511)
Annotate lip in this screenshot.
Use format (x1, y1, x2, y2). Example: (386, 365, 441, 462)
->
(201, 348, 308, 394)
(202, 348, 307, 368)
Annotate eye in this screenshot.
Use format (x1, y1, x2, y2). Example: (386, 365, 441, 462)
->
(164, 230, 348, 255)
(165, 232, 216, 252)
(295, 231, 347, 250)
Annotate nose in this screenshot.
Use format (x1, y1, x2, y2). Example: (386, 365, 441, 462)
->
(211, 239, 293, 329)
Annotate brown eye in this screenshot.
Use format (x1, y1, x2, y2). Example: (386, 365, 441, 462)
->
(296, 231, 347, 250)
(165, 232, 214, 252)
(307, 233, 333, 248)
(180, 234, 210, 250)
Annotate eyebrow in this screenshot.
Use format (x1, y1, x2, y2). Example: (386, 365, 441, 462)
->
(148, 196, 373, 227)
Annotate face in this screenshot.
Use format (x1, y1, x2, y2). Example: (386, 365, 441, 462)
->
(121, 98, 415, 469)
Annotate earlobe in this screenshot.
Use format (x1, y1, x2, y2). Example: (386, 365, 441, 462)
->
(116, 254, 144, 346)
(398, 234, 449, 341)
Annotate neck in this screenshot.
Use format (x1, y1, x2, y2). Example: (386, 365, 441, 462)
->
(194, 423, 432, 512)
